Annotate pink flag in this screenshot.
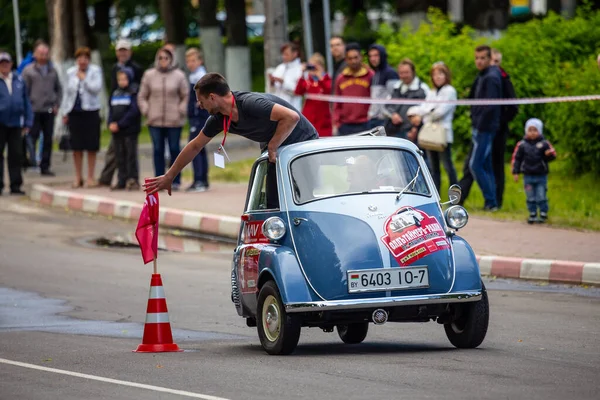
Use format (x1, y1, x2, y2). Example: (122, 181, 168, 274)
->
(135, 190, 159, 264)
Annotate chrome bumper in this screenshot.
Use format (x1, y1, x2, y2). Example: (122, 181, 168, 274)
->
(285, 290, 482, 313)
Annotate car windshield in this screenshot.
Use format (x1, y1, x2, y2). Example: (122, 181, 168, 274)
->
(290, 148, 430, 204)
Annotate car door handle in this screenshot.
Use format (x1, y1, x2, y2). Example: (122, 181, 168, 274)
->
(293, 217, 308, 226)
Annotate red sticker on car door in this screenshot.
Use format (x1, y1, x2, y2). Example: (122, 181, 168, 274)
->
(381, 206, 450, 266)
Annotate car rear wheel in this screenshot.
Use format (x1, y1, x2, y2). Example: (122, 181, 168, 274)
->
(337, 323, 369, 344)
(444, 281, 489, 349)
(257, 281, 301, 355)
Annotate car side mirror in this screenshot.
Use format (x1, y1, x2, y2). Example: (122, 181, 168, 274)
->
(447, 184, 462, 205)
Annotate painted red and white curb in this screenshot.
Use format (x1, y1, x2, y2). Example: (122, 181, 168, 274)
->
(30, 184, 600, 286)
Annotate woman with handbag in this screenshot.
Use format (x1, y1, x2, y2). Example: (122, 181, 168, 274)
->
(60, 47, 103, 188)
(414, 62, 458, 193)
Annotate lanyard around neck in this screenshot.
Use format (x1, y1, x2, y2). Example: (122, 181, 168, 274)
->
(221, 94, 235, 147)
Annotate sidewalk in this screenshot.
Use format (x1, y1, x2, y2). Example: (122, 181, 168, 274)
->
(14, 136, 600, 285)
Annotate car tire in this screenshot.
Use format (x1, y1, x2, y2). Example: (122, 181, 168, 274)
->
(256, 281, 301, 355)
(444, 281, 489, 349)
(337, 323, 369, 344)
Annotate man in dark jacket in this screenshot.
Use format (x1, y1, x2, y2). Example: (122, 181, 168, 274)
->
(458, 45, 502, 210)
(459, 48, 517, 209)
(367, 44, 399, 128)
(22, 41, 63, 176)
(329, 36, 347, 94)
(0, 51, 33, 195)
(99, 39, 143, 187)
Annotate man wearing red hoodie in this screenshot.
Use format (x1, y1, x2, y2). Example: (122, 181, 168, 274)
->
(333, 43, 374, 135)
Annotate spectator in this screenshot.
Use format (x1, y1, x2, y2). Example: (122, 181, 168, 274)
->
(0, 50, 33, 195)
(333, 43, 374, 135)
(294, 52, 332, 137)
(21, 41, 63, 177)
(60, 47, 103, 188)
(367, 44, 399, 128)
(458, 45, 502, 211)
(511, 118, 556, 224)
(329, 36, 346, 92)
(185, 47, 210, 192)
(384, 58, 429, 139)
(107, 67, 141, 191)
(269, 42, 303, 111)
(98, 39, 143, 188)
(138, 47, 189, 191)
(414, 61, 458, 194)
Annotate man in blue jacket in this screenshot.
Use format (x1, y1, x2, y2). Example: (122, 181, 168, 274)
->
(460, 45, 502, 211)
(0, 51, 33, 195)
(367, 44, 399, 128)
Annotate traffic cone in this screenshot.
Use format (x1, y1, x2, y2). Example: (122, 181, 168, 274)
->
(134, 274, 182, 352)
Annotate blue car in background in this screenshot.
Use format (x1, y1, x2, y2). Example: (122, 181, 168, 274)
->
(231, 127, 489, 355)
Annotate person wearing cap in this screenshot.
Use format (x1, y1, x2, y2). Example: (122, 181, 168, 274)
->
(59, 46, 103, 188)
(137, 47, 189, 191)
(21, 41, 63, 176)
(0, 50, 33, 195)
(98, 38, 143, 187)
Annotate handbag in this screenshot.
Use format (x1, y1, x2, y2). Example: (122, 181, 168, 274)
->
(418, 120, 447, 152)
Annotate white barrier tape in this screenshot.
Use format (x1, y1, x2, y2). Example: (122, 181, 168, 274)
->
(145, 312, 170, 324)
(304, 93, 600, 106)
(149, 286, 165, 299)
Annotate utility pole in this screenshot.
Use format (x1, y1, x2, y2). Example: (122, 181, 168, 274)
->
(12, 0, 23, 64)
(300, 0, 313, 58)
(323, 0, 333, 76)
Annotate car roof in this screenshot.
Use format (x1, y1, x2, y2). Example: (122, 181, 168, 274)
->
(274, 136, 421, 161)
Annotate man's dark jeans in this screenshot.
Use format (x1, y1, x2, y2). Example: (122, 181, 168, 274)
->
(149, 126, 182, 185)
(467, 129, 497, 209)
(0, 125, 24, 192)
(338, 122, 370, 136)
(189, 124, 209, 185)
(29, 112, 56, 172)
(114, 135, 139, 186)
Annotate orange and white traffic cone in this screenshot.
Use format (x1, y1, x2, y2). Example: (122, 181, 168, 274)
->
(134, 274, 182, 353)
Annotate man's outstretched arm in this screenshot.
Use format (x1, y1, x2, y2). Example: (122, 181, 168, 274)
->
(267, 104, 300, 162)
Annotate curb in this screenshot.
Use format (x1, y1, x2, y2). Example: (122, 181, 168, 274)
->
(30, 184, 600, 286)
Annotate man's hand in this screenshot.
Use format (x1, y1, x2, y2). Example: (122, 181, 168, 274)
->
(21, 127, 29, 137)
(391, 113, 402, 125)
(267, 146, 277, 163)
(52, 106, 58, 114)
(62, 115, 69, 125)
(513, 174, 519, 182)
(109, 122, 119, 133)
(407, 127, 417, 142)
(143, 175, 173, 196)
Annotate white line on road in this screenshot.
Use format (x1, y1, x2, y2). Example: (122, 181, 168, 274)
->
(0, 357, 230, 400)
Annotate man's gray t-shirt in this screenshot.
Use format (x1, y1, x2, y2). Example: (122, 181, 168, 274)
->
(202, 91, 318, 150)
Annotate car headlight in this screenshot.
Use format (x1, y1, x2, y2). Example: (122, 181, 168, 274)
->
(262, 217, 286, 241)
(445, 205, 469, 230)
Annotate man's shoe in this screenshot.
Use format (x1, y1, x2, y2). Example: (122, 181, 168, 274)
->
(527, 213, 538, 224)
(126, 179, 140, 191)
(539, 212, 548, 222)
(41, 170, 56, 177)
(10, 189, 26, 196)
(484, 205, 499, 212)
(186, 182, 209, 193)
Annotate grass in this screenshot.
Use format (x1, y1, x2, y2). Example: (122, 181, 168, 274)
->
(198, 156, 600, 232)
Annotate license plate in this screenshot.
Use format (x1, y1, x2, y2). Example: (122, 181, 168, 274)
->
(347, 266, 429, 293)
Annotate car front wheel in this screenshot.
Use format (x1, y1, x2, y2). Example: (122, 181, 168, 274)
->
(256, 281, 301, 355)
(337, 323, 369, 344)
(444, 281, 489, 349)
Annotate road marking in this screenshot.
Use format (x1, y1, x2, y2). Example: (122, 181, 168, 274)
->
(0, 357, 230, 400)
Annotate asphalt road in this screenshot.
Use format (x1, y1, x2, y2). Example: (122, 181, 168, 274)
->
(0, 197, 599, 400)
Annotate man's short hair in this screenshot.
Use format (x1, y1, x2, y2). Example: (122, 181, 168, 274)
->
(475, 45, 492, 57)
(345, 42, 361, 54)
(280, 42, 299, 54)
(185, 47, 203, 60)
(399, 58, 416, 74)
(33, 39, 49, 51)
(330, 35, 345, 44)
(194, 73, 230, 97)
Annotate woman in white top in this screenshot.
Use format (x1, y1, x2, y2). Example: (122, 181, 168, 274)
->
(60, 47, 103, 188)
(415, 62, 458, 193)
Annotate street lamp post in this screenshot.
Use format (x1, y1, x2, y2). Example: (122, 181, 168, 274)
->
(323, 0, 333, 76)
(12, 0, 23, 64)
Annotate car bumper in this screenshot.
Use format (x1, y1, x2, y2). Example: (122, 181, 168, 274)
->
(285, 290, 482, 313)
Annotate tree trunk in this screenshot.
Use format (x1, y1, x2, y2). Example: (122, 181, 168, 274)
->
(225, 0, 251, 91)
(263, 0, 287, 91)
(47, 0, 74, 63)
(72, 0, 94, 49)
(158, 0, 187, 67)
(198, 0, 225, 75)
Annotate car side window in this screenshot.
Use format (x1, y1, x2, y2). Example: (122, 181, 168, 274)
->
(247, 161, 269, 211)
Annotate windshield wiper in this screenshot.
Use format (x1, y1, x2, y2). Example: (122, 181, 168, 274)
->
(396, 166, 421, 201)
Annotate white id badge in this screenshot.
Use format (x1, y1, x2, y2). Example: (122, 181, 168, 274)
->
(213, 152, 225, 168)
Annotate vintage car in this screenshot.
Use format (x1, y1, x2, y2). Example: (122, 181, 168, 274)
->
(231, 127, 489, 355)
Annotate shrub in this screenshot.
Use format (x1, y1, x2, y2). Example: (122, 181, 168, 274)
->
(377, 6, 600, 174)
